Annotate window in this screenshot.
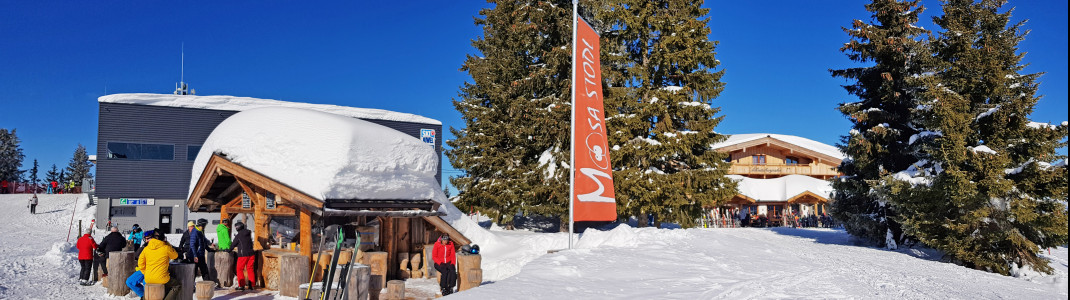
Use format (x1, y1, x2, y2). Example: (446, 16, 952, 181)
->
(110, 207, 136, 217)
(786, 156, 799, 165)
(752, 155, 766, 165)
(187, 145, 202, 161)
(107, 142, 174, 160)
(768, 205, 782, 217)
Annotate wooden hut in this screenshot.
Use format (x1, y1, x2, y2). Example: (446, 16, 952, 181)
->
(183, 107, 477, 293)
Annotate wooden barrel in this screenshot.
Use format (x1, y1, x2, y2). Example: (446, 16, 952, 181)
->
(145, 283, 165, 300)
(384, 280, 405, 300)
(106, 251, 136, 296)
(346, 264, 370, 300)
(214, 251, 235, 287)
(279, 254, 309, 297)
(171, 263, 196, 300)
(194, 281, 215, 300)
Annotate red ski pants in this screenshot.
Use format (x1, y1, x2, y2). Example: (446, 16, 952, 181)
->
(236, 255, 256, 287)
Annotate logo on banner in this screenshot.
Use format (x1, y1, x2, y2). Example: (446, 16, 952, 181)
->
(571, 16, 617, 221)
(421, 129, 436, 146)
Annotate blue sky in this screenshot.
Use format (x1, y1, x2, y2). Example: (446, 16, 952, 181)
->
(1, 1, 1066, 188)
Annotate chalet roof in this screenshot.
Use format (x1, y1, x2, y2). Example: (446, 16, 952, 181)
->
(712, 133, 845, 161)
(728, 174, 832, 202)
(188, 107, 440, 202)
(99, 93, 441, 125)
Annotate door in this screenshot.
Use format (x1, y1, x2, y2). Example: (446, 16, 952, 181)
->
(159, 207, 172, 234)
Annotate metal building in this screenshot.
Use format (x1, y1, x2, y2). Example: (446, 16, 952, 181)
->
(94, 94, 442, 234)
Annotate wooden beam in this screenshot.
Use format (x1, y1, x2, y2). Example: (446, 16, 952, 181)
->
(421, 216, 471, 246)
(214, 157, 322, 209)
(187, 157, 222, 209)
(299, 209, 312, 257)
(225, 205, 296, 216)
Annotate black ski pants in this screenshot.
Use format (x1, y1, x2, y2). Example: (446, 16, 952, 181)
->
(194, 254, 213, 281)
(79, 259, 93, 281)
(435, 263, 457, 295)
(30, 204, 36, 214)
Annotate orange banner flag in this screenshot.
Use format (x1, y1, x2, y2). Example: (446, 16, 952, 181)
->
(572, 16, 616, 222)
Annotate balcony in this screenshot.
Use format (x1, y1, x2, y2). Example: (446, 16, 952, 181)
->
(728, 163, 838, 178)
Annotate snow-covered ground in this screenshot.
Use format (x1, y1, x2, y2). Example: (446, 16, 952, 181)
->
(2, 194, 1065, 299)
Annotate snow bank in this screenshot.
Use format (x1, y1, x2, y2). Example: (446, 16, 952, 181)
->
(726, 174, 833, 201)
(712, 133, 845, 160)
(99, 93, 440, 125)
(189, 107, 441, 201)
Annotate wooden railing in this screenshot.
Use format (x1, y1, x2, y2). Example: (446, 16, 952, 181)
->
(729, 163, 838, 177)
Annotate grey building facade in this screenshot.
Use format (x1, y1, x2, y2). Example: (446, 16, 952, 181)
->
(95, 101, 442, 234)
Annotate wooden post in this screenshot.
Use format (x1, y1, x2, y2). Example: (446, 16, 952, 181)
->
(363, 252, 388, 300)
(215, 251, 235, 287)
(381, 217, 395, 279)
(300, 208, 312, 257)
(106, 251, 136, 296)
(195, 281, 215, 300)
(279, 253, 309, 297)
(398, 252, 410, 279)
(384, 280, 405, 300)
(423, 244, 437, 279)
(145, 283, 165, 300)
(456, 254, 482, 292)
(171, 263, 196, 300)
(347, 264, 370, 300)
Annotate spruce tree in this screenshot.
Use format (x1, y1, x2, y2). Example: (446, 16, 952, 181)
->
(829, 0, 931, 248)
(45, 164, 60, 184)
(447, 0, 573, 229)
(66, 144, 94, 185)
(891, 0, 1068, 275)
(30, 159, 39, 185)
(0, 128, 26, 182)
(594, 0, 735, 227)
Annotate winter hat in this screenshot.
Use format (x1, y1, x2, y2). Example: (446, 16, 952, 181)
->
(187, 221, 196, 227)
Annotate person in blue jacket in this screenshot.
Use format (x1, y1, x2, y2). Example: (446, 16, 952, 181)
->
(127, 224, 144, 251)
(188, 218, 213, 282)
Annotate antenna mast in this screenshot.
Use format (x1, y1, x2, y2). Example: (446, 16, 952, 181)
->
(174, 43, 194, 95)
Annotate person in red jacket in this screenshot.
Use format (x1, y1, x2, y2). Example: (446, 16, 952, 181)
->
(431, 235, 457, 296)
(76, 232, 98, 285)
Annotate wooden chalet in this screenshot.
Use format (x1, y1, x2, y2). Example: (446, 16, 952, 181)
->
(711, 134, 844, 223)
(187, 154, 473, 292)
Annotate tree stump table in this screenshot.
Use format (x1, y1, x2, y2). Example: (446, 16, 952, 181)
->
(106, 251, 136, 296)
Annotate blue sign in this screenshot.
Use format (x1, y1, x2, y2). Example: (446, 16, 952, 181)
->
(119, 198, 155, 205)
(420, 129, 436, 146)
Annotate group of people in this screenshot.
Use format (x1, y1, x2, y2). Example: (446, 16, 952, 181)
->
(75, 218, 257, 299)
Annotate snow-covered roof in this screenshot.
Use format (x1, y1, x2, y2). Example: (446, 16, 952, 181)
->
(712, 133, 845, 160)
(188, 107, 441, 201)
(99, 93, 441, 125)
(728, 174, 833, 202)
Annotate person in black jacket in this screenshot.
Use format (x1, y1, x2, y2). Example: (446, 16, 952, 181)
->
(96, 226, 127, 278)
(230, 221, 256, 290)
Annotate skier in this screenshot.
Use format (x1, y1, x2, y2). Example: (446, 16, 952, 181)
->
(139, 230, 181, 300)
(126, 229, 156, 298)
(76, 232, 98, 285)
(188, 218, 213, 282)
(432, 235, 457, 296)
(97, 226, 127, 279)
(49, 180, 56, 194)
(127, 224, 144, 252)
(231, 221, 256, 290)
(178, 221, 194, 262)
(28, 193, 38, 214)
(215, 218, 231, 251)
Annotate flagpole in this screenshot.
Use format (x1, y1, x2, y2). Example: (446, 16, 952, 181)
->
(568, 0, 578, 250)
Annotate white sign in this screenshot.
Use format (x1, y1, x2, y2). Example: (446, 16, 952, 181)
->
(420, 129, 436, 146)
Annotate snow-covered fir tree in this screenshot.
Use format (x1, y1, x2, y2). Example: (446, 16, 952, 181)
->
(594, 0, 735, 227)
(65, 144, 94, 185)
(888, 0, 1068, 275)
(447, 0, 573, 229)
(0, 128, 26, 182)
(829, 0, 931, 249)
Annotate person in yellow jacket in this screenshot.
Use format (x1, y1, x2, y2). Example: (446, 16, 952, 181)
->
(138, 232, 181, 300)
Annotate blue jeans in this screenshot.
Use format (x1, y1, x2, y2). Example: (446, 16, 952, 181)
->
(126, 270, 145, 297)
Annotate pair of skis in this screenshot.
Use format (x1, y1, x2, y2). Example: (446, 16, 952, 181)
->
(304, 225, 359, 300)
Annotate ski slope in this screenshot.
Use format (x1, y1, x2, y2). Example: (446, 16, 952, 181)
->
(1, 194, 1065, 299)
